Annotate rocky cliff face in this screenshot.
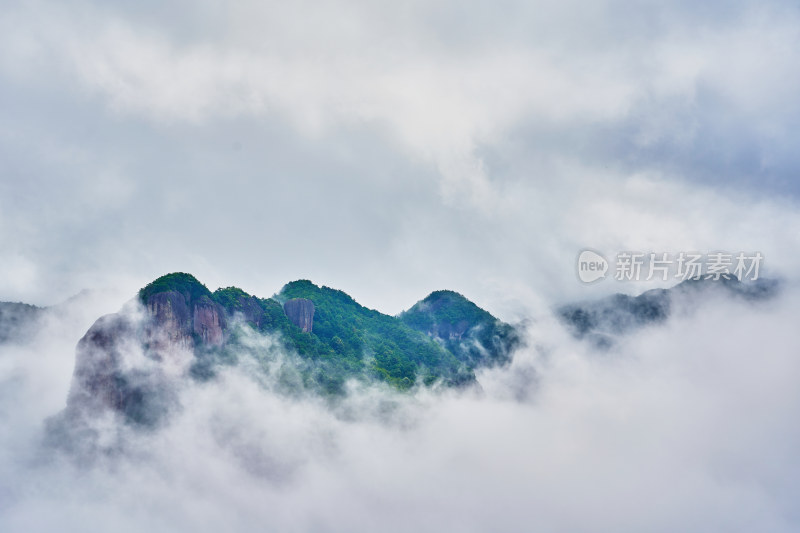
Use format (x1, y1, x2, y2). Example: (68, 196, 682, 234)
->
(432, 319, 471, 340)
(283, 298, 314, 332)
(61, 284, 294, 428)
(145, 290, 193, 354)
(65, 286, 226, 423)
(66, 312, 137, 414)
(192, 301, 224, 346)
(144, 291, 225, 352)
(236, 295, 265, 328)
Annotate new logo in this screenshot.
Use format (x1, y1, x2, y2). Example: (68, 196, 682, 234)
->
(577, 250, 608, 283)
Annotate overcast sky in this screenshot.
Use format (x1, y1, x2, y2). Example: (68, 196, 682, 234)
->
(2, 0, 800, 316)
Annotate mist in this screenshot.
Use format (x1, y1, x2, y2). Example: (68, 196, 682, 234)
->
(0, 282, 798, 533)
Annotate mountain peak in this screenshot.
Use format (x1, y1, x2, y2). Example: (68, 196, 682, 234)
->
(139, 272, 212, 304)
(420, 289, 471, 304)
(401, 290, 520, 368)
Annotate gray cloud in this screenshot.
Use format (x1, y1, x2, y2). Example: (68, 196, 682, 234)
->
(2, 0, 800, 311)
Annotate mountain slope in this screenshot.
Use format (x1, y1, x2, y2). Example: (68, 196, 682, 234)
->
(399, 290, 521, 368)
(278, 280, 469, 388)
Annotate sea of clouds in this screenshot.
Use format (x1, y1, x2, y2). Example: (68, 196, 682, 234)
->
(1, 282, 798, 533)
(2, 1, 800, 530)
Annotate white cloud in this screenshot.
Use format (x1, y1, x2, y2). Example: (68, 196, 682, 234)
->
(6, 0, 799, 213)
(1, 279, 799, 532)
(0, 254, 39, 300)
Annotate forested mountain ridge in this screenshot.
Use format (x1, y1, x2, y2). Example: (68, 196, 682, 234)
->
(58, 273, 521, 426)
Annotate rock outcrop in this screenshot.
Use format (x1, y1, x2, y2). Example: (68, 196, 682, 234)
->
(61, 282, 310, 427)
(192, 300, 224, 346)
(238, 296, 266, 328)
(145, 290, 193, 353)
(64, 276, 227, 423)
(143, 289, 225, 353)
(283, 298, 314, 332)
(66, 312, 138, 414)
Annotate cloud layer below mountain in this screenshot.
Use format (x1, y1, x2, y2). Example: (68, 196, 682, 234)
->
(0, 284, 798, 532)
